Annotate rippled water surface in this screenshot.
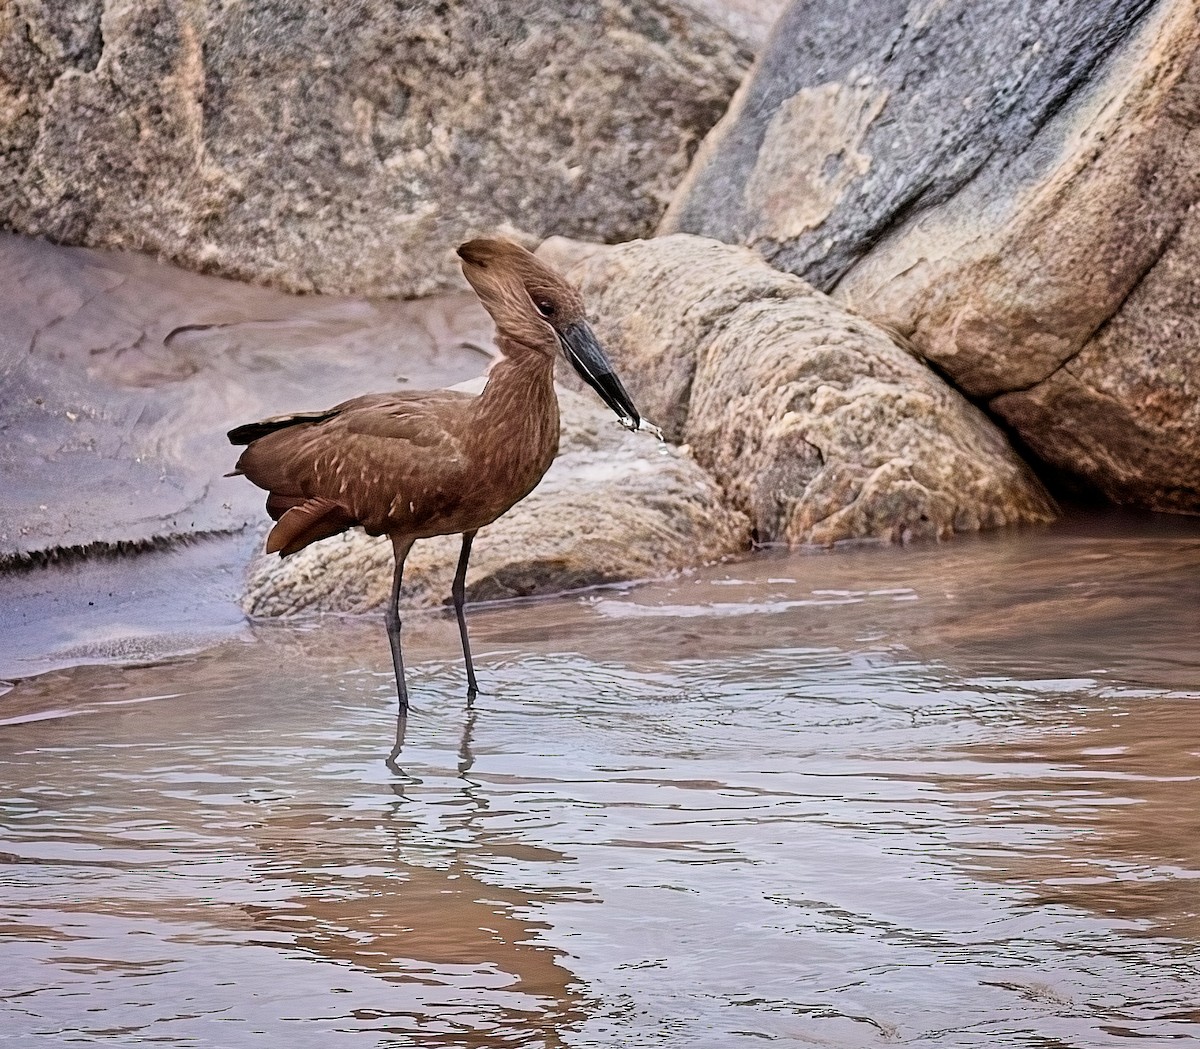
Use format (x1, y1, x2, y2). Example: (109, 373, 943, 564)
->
(3, 516, 1200, 1047)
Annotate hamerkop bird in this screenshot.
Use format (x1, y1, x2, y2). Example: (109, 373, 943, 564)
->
(227, 238, 645, 711)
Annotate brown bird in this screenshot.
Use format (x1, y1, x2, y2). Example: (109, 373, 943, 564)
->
(227, 238, 644, 712)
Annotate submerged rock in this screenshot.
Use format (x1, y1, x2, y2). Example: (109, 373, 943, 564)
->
(549, 235, 1057, 545)
(661, 0, 1200, 514)
(241, 383, 748, 617)
(0, 0, 746, 298)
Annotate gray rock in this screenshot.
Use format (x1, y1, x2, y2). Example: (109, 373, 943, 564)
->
(241, 382, 749, 617)
(1, 0, 747, 298)
(553, 235, 1057, 545)
(661, 0, 1200, 514)
(661, 0, 1158, 287)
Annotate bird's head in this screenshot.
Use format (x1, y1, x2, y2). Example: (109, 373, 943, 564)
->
(457, 238, 640, 430)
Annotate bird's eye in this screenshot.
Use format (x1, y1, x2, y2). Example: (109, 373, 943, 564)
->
(535, 300, 556, 319)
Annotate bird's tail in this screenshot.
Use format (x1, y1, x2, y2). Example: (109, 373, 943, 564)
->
(266, 496, 355, 557)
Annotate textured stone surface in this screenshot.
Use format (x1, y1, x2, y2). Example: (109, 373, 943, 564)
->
(0, 0, 746, 297)
(241, 383, 748, 617)
(991, 205, 1200, 512)
(555, 235, 1056, 545)
(661, 0, 1160, 287)
(661, 0, 1200, 513)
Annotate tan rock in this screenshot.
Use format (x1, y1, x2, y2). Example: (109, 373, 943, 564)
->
(0, 0, 746, 298)
(241, 383, 749, 617)
(557, 235, 1057, 545)
(842, 1, 1200, 513)
(834, 1, 1200, 400)
(992, 205, 1200, 512)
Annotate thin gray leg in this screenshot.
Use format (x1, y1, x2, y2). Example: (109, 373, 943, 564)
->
(386, 538, 414, 713)
(452, 530, 479, 696)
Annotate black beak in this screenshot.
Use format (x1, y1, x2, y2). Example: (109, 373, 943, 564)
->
(558, 321, 640, 429)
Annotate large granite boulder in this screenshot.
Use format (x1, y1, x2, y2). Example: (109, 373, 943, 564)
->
(660, 0, 1200, 513)
(0, 0, 746, 298)
(545, 235, 1057, 545)
(241, 383, 748, 617)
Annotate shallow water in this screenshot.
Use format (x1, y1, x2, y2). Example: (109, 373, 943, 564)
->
(2, 515, 1200, 1047)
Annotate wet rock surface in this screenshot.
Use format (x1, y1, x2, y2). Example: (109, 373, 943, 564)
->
(1, 233, 748, 627)
(550, 235, 1057, 545)
(660, 0, 1200, 514)
(241, 382, 748, 617)
(0, 0, 746, 298)
(0, 233, 492, 565)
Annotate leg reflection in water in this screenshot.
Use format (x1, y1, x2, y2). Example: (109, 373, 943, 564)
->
(386, 711, 412, 779)
(458, 702, 478, 778)
(384, 698, 478, 777)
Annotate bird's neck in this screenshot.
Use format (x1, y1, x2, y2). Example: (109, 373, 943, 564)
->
(473, 341, 560, 453)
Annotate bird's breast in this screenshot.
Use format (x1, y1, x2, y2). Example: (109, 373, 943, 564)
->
(364, 413, 559, 540)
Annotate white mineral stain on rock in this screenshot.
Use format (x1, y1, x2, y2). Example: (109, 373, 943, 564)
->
(745, 84, 888, 244)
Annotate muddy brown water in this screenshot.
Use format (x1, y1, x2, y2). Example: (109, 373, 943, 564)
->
(2, 513, 1199, 1046)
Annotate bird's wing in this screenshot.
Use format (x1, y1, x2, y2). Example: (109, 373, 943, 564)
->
(228, 390, 470, 446)
(234, 389, 477, 536)
(337, 391, 474, 444)
(266, 496, 355, 556)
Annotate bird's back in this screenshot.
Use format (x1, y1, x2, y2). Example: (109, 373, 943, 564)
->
(233, 389, 478, 554)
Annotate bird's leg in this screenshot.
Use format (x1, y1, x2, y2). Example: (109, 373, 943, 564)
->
(385, 710, 409, 776)
(452, 530, 479, 697)
(386, 538, 415, 714)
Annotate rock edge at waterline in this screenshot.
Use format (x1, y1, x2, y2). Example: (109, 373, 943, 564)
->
(241, 381, 750, 618)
